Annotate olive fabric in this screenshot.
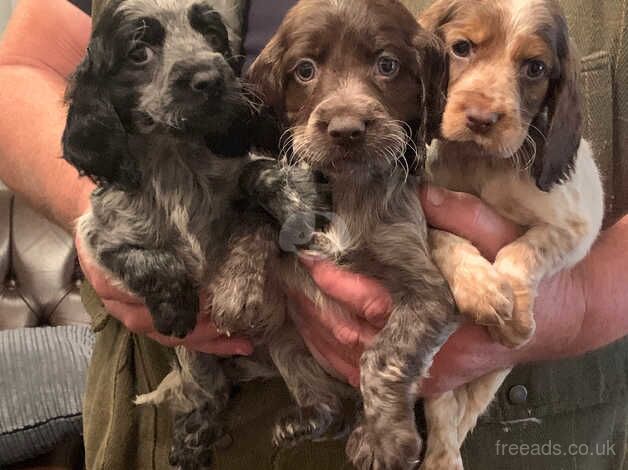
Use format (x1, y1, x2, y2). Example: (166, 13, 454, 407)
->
(81, 285, 175, 470)
(82, 1, 627, 469)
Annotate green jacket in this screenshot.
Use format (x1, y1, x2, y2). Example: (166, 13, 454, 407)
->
(83, 1, 627, 470)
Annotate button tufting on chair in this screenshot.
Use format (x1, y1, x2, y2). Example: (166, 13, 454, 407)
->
(0, 180, 90, 329)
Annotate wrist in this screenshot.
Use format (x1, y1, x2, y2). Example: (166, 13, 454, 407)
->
(68, 179, 95, 233)
(564, 216, 628, 356)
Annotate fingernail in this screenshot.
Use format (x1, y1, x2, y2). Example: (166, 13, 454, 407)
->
(426, 186, 446, 206)
(350, 374, 360, 388)
(236, 345, 253, 356)
(298, 253, 323, 268)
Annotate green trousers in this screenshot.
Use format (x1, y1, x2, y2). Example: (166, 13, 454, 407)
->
(81, 284, 628, 470)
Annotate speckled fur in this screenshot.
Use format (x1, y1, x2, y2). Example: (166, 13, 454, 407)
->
(65, 1, 334, 468)
(248, 1, 460, 468)
(418, 1, 605, 469)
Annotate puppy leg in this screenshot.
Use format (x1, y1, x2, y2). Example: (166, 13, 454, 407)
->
(166, 349, 231, 470)
(99, 246, 198, 338)
(211, 223, 285, 338)
(347, 224, 458, 470)
(490, 223, 590, 348)
(239, 160, 330, 249)
(348, 299, 456, 470)
(421, 369, 511, 470)
(269, 325, 351, 447)
(430, 229, 515, 329)
(421, 392, 464, 470)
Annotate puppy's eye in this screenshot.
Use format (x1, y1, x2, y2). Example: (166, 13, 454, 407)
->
(451, 40, 473, 58)
(128, 45, 155, 65)
(522, 60, 547, 79)
(376, 55, 400, 78)
(294, 59, 317, 83)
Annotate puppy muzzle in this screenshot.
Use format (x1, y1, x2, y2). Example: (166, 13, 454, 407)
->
(169, 55, 236, 105)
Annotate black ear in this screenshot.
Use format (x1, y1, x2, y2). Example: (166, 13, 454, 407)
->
(532, 15, 582, 192)
(204, 98, 282, 158)
(62, 33, 140, 190)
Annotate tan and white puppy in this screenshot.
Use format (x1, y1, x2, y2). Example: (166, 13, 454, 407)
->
(418, 0, 604, 468)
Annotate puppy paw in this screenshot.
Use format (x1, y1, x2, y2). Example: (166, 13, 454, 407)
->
(451, 260, 514, 327)
(169, 404, 223, 470)
(146, 280, 199, 338)
(150, 299, 198, 338)
(346, 423, 422, 470)
(212, 274, 283, 338)
(420, 451, 464, 470)
(487, 276, 536, 348)
(282, 167, 331, 215)
(272, 405, 343, 448)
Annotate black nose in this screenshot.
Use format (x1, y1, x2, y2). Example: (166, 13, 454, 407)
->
(466, 108, 502, 134)
(327, 116, 366, 144)
(189, 69, 224, 95)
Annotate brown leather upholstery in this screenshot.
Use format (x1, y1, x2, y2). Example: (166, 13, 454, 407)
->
(0, 180, 89, 329)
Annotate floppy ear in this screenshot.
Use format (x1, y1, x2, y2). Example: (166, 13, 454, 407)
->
(405, 28, 448, 175)
(245, 34, 286, 118)
(62, 34, 140, 190)
(532, 18, 582, 191)
(418, 0, 458, 36)
(416, 0, 454, 147)
(415, 29, 448, 146)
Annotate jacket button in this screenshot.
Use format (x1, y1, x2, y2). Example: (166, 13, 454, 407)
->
(508, 385, 528, 404)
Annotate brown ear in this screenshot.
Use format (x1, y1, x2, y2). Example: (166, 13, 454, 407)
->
(414, 29, 448, 146)
(245, 34, 286, 117)
(416, 0, 458, 145)
(532, 16, 582, 192)
(418, 0, 458, 35)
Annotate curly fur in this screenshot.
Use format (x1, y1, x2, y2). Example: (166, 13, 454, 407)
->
(418, 1, 605, 469)
(247, 1, 459, 468)
(63, 1, 331, 467)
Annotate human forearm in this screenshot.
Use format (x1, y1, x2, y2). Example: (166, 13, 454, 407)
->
(0, 66, 94, 230)
(0, 0, 94, 232)
(290, 187, 628, 396)
(565, 215, 628, 355)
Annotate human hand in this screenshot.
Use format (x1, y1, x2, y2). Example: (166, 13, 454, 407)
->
(75, 230, 253, 356)
(291, 185, 588, 396)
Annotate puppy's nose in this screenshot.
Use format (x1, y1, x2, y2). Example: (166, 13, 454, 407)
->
(189, 69, 224, 95)
(466, 108, 502, 134)
(327, 116, 366, 144)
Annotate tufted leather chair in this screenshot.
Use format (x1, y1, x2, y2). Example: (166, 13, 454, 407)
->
(0, 180, 89, 330)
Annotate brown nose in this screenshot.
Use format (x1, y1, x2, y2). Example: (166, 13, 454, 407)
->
(327, 116, 366, 144)
(466, 108, 502, 134)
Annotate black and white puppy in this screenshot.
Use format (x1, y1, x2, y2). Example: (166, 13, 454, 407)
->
(64, 0, 292, 338)
(63, 0, 329, 467)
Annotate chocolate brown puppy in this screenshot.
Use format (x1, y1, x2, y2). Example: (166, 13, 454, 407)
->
(248, 1, 458, 468)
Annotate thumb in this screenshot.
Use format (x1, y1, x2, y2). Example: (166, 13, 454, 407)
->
(299, 255, 392, 328)
(420, 185, 522, 260)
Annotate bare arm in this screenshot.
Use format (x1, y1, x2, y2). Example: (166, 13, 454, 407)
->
(0, 0, 94, 232)
(561, 215, 628, 356)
